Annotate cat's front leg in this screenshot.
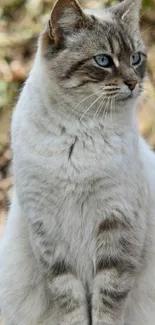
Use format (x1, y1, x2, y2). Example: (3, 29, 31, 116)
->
(47, 271, 89, 325)
(30, 223, 89, 325)
(92, 215, 143, 325)
(48, 273, 89, 325)
(92, 267, 128, 325)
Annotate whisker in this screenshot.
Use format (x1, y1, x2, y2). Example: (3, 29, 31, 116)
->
(138, 99, 149, 113)
(141, 87, 155, 95)
(140, 7, 150, 19)
(139, 98, 152, 118)
(93, 97, 106, 120)
(110, 97, 115, 134)
(104, 100, 110, 130)
(98, 98, 107, 119)
(101, 98, 109, 126)
(141, 25, 155, 34)
(67, 89, 103, 119)
(113, 96, 116, 132)
(80, 93, 104, 121)
(141, 94, 155, 110)
(109, 98, 113, 132)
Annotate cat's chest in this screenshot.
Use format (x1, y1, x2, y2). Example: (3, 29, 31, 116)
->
(17, 127, 139, 283)
(29, 130, 125, 185)
(43, 187, 136, 287)
(44, 192, 103, 286)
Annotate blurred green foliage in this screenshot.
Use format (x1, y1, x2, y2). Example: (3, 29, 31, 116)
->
(142, 0, 152, 8)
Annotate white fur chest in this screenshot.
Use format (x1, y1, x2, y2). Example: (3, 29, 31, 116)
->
(12, 102, 142, 289)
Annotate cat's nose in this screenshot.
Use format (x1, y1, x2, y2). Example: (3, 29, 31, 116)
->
(124, 80, 137, 91)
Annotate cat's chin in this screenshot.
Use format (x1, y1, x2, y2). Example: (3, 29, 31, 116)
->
(116, 93, 139, 103)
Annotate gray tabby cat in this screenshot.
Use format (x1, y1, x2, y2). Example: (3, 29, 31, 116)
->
(0, 0, 155, 324)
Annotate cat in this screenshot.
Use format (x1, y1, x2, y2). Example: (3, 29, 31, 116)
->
(0, 0, 155, 324)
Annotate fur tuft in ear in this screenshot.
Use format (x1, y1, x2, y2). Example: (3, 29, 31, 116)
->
(112, 0, 142, 28)
(48, 0, 91, 46)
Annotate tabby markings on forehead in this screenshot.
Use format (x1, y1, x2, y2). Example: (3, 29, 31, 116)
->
(110, 32, 134, 57)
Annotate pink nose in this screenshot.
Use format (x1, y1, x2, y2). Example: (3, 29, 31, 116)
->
(124, 80, 137, 91)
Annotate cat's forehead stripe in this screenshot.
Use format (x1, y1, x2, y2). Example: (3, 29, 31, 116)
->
(115, 31, 134, 55)
(105, 31, 133, 58)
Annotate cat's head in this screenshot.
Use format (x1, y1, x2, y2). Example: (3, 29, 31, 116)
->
(39, 0, 146, 117)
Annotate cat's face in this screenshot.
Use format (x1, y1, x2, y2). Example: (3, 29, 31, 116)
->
(40, 0, 146, 110)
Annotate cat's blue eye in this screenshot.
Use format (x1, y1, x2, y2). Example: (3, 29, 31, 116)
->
(131, 52, 142, 66)
(94, 54, 114, 68)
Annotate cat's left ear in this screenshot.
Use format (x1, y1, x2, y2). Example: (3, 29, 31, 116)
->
(112, 0, 141, 28)
(48, 0, 91, 46)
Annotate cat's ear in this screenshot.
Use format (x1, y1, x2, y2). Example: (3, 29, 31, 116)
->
(48, 0, 91, 46)
(112, 0, 142, 28)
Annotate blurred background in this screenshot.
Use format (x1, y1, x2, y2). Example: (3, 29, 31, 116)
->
(0, 0, 155, 236)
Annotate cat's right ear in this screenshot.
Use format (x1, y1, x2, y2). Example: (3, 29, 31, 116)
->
(112, 0, 142, 28)
(47, 0, 91, 47)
